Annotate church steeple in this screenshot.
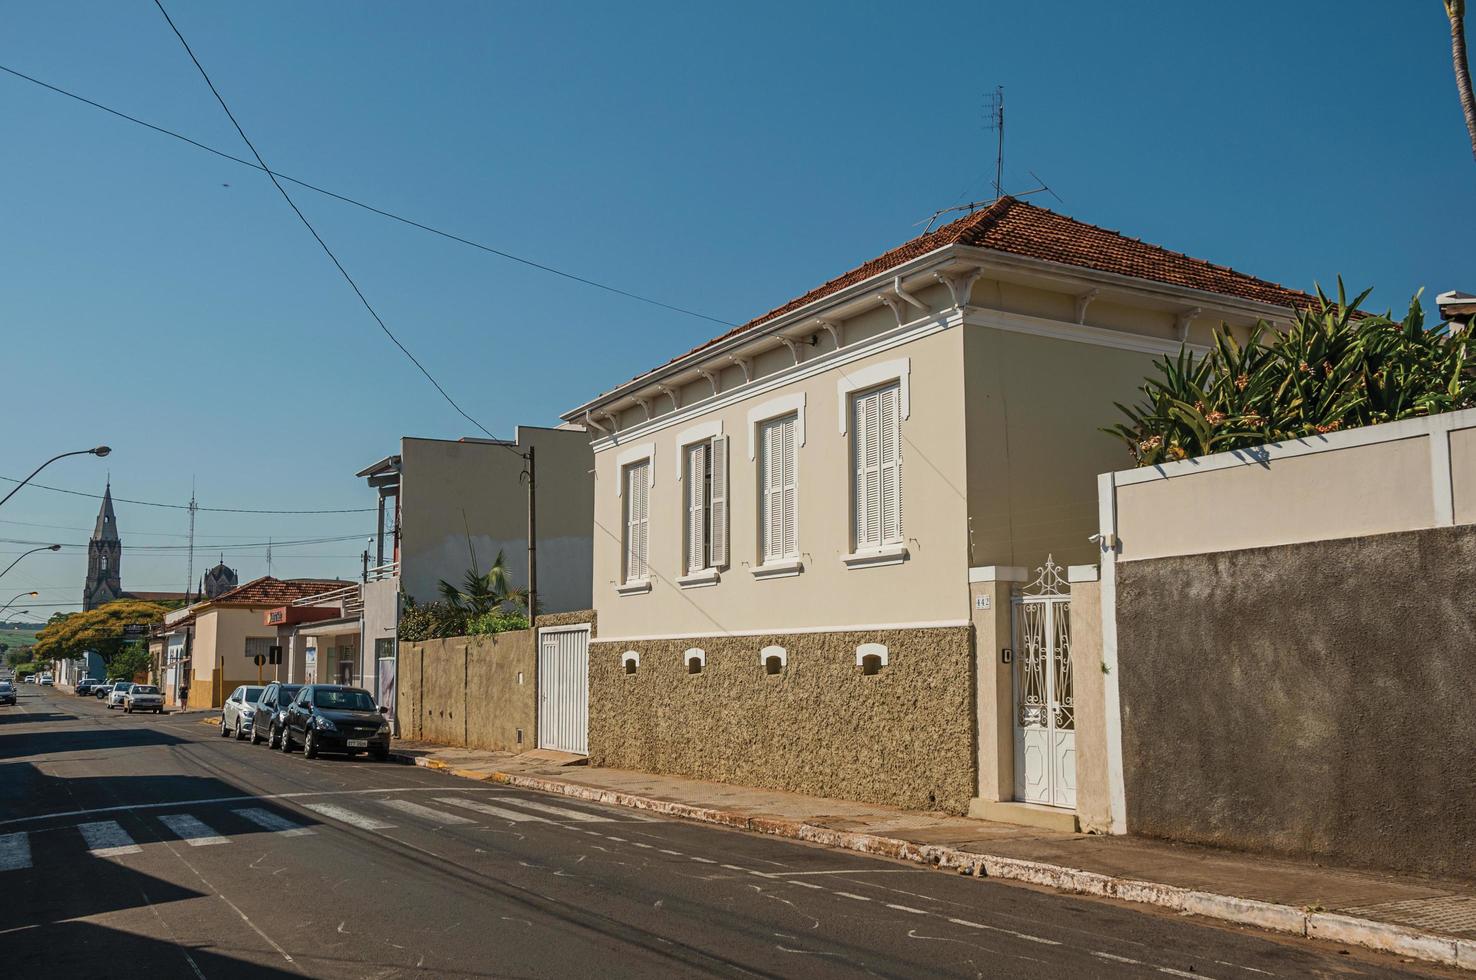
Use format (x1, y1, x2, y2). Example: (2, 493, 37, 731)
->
(83, 482, 122, 611)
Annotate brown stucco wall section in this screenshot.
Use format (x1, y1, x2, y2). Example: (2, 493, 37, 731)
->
(397, 632, 536, 752)
(589, 626, 975, 813)
(1116, 525, 1476, 879)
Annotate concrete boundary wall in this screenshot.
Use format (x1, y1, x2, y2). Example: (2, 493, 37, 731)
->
(1097, 410, 1476, 876)
(397, 631, 536, 753)
(589, 625, 975, 813)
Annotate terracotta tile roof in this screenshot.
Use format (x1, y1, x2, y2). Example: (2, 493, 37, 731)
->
(206, 576, 354, 608)
(613, 197, 1315, 395)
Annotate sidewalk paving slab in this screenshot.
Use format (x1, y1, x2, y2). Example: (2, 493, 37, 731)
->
(387, 737, 1476, 971)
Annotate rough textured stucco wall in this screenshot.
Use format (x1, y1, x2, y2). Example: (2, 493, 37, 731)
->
(589, 627, 975, 813)
(535, 610, 595, 633)
(397, 632, 535, 752)
(1116, 526, 1476, 878)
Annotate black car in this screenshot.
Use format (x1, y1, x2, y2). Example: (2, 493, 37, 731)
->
(250, 682, 303, 749)
(76, 679, 98, 696)
(0, 681, 15, 706)
(281, 685, 390, 761)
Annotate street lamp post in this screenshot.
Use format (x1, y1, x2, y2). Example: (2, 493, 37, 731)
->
(0, 445, 111, 511)
(0, 592, 39, 617)
(0, 545, 62, 584)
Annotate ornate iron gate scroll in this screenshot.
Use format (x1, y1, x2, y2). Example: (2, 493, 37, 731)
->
(1012, 557, 1076, 809)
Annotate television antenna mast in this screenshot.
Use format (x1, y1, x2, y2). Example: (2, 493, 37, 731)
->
(984, 85, 1005, 199)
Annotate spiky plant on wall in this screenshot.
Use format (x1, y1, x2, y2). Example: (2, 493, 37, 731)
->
(1105, 283, 1476, 466)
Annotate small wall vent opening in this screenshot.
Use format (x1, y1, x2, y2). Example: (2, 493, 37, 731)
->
(685, 648, 705, 674)
(622, 651, 640, 675)
(856, 643, 889, 675)
(761, 645, 786, 675)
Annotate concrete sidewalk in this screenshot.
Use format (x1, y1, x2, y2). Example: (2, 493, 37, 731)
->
(388, 738, 1476, 971)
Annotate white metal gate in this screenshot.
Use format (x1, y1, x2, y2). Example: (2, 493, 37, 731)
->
(538, 625, 589, 755)
(1012, 557, 1076, 809)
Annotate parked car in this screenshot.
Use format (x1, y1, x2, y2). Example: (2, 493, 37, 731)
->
(249, 682, 302, 748)
(23, 675, 35, 684)
(105, 681, 132, 708)
(76, 678, 98, 696)
(94, 682, 112, 699)
(220, 685, 265, 741)
(124, 684, 164, 714)
(0, 682, 15, 706)
(281, 685, 390, 761)
(38, 674, 52, 686)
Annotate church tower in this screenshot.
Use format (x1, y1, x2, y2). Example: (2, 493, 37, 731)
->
(83, 482, 122, 611)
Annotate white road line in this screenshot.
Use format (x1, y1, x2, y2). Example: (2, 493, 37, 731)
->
(720, 864, 748, 872)
(885, 903, 928, 914)
(1160, 969, 1220, 980)
(158, 814, 229, 847)
(605, 836, 628, 842)
(378, 799, 476, 825)
(947, 916, 1061, 946)
(787, 880, 825, 890)
(301, 803, 395, 831)
(497, 798, 613, 823)
(1094, 952, 1141, 965)
(631, 842, 654, 849)
(0, 832, 31, 871)
(0, 785, 508, 830)
(835, 892, 872, 902)
(234, 808, 314, 837)
(78, 820, 141, 856)
(658, 849, 684, 856)
(434, 797, 548, 823)
(689, 856, 716, 864)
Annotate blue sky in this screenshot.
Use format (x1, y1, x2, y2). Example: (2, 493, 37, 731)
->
(2, 0, 1472, 617)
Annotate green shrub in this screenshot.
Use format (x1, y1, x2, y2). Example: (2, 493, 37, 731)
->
(465, 610, 530, 635)
(397, 598, 467, 642)
(1105, 285, 1476, 466)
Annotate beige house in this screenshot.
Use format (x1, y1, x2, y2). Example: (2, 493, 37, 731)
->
(563, 196, 1313, 828)
(179, 576, 352, 709)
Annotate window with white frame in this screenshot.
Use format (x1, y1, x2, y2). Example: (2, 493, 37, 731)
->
(758, 414, 798, 563)
(623, 459, 651, 582)
(682, 436, 728, 574)
(851, 382, 903, 551)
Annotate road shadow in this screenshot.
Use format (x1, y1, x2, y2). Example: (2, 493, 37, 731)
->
(0, 710, 77, 725)
(0, 726, 187, 759)
(5, 918, 302, 979)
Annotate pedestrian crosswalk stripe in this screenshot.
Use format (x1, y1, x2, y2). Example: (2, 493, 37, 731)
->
(301, 802, 395, 831)
(235, 808, 315, 837)
(79, 820, 141, 856)
(434, 797, 549, 823)
(496, 798, 612, 823)
(0, 832, 31, 871)
(378, 799, 476, 825)
(158, 813, 229, 846)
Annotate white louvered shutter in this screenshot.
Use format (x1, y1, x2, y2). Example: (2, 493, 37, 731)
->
(625, 460, 650, 581)
(709, 434, 728, 568)
(853, 384, 900, 551)
(878, 384, 902, 544)
(759, 417, 797, 563)
(779, 418, 796, 558)
(685, 443, 707, 573)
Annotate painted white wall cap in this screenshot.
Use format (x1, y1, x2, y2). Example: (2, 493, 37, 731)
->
(1068, 564, 1100, 583)
(968, 565, 1028, 583)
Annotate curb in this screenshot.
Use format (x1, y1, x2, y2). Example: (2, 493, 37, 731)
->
(391, 752, 1474, 971)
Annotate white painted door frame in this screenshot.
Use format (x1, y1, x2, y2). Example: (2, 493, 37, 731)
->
(538, 624, 590, 755)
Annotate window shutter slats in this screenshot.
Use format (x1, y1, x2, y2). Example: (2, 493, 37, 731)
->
(709, 435, 728, 568)
(685, 443, 706, 574)
(780, 418, 796, 558)
(760, 416, 798, 564)
(852, 383, 902, 552)
(625, 460, 650, 582)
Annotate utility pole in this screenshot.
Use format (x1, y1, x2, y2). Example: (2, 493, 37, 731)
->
(183, 482, 198, 601)
(523, 444, 537, 623)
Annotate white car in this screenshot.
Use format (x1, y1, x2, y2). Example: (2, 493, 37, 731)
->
(220, 685, 266, 741)
(124, 684, 164, 714)
(106, 681, 132, 708)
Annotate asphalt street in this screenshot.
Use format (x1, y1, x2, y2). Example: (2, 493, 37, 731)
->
(0, 685, 1458, 979)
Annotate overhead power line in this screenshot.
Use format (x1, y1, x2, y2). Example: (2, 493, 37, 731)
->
(0, 62, 735, 329)
(152, 0, 506, 445)
(0, 475, 372, 514)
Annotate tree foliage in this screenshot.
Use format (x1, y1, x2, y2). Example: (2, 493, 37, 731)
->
(436, 550, 527, 616)
(107, 643, 152, 682)
(31, 600, 170, 668)
(1105, 285, 1475, 466)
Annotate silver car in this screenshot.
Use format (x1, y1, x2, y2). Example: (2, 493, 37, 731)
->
(220, 685, 265, 740)
(124, 684, 164, 714)
(106, 681, 132, 708)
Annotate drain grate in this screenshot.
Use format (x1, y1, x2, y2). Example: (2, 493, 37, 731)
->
(1340, 895, 1476, 938)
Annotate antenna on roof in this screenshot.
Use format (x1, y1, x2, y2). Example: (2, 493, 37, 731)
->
(984, 86, 1005, 199)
